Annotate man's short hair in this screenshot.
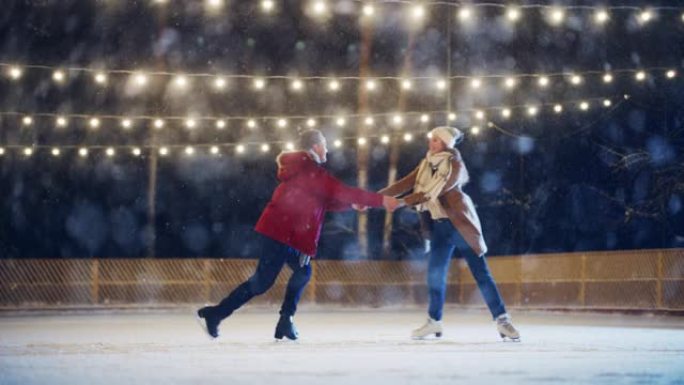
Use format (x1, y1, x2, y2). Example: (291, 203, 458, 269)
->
(298, 129, 325, 150)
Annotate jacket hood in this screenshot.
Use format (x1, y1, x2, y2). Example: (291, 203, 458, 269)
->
(276, 151, 316, 181)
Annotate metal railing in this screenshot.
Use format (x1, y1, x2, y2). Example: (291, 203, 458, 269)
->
(1, 249, 682, 312)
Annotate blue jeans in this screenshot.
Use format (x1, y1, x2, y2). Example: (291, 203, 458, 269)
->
(213, 234, 312, 320)
(427, 219, 506, 321)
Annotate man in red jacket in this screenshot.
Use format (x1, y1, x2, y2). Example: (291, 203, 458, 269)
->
(197, 129, 402, 340)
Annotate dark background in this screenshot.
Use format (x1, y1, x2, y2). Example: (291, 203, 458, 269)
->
(0, 0, 683, 259)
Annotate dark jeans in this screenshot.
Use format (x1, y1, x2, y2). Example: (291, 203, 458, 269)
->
(212, 234, 312, 321)
(428, 218, 506, 321)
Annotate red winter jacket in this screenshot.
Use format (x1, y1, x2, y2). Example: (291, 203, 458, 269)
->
(255, 151, 384, 257)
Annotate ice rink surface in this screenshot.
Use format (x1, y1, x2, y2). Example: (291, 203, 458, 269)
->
(1, 307, 683, 385)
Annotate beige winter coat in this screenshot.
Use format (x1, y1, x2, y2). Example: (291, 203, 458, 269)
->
(379, 148, 488, 256)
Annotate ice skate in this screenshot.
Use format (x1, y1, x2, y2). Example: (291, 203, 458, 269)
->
(196, 306, 220, 339)
(411, 318, 443, 339)
(274, 315, 299, 341)
(496, 313, 520, 342)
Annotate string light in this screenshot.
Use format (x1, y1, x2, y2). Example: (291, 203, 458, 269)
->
(24, 148, 33, 157)
(365, 80, 377, 91)
(134, 73, 148, 87)
(291, 79, 304, 91)
(603, 99, 612, 107)
(595, 9, 610, 24)
(554, 104, 563, 113)
(56, 117, 68, 127)
(236, 144, 245, 154)
(214, 77, 227, 90)
(106, 148, 116, 157)
(184, 146, 195, 156)
(333, 139, 342, 148)
(261, 0, 275, 13)
(306, 118, 316, 127)
(380, 135, 390, 144)
(501, 108, 512, 119)
(538, 76, 550, 88)
(94, 72, 107, 84)
(277, 118, 287, 128)
(8, 66, 22, 80)
(470, 78, 482, 89)
(0, 148, 5, 156)
(328, 79, 340, 91)
(570, 74, 583, 86)
(79, 148, 89, 157)
(448, 113, 457, 121)
(401, 79, 412, 90)
(666, 70, 677, 78)
(403, 133, 413, 142)
(254, 78, 266, 90)
(504, 77, 517, 89)
(436, 79, 447, 90)
(471, 126, 481, 135)
(154, 119, 165, 129)
(506, 7, 521, 22)
(247, 119, 257, 129)
(335, 117, 346, 127)
(603, 73, 614, 83)
(51, 148, 61, 157)
(89, 118, 100, 129)
(364, 117, 374, 126)
(362, 4, 375, 17)
(411, 5, 426, 21)
(392, 114, 403, 126)
(527, 106, 539, 116)
(210, 146, 220, 155)
(549, 8, 565, 25)
(22, 116, 33, 126)
(53, 70, 66, 83)
(458, 7, 472, 22)
(159, 147, 169, 156)
(285, 142, 295, 151)
(420, 114, 430, 123)
(261, 143, 270, 152)
(635, 71, 647, 81)
(639, 10, 654, 24)
(579, 101, 590, 111)
(132, 147, 142, 156)
(185, 119, 197, 129)
(174, 75, 189, 89)
(120, 118, 132, 129)
(475, 110, 485, 120)
(216, 120, 226, 129)
(357, 137, 367, 146)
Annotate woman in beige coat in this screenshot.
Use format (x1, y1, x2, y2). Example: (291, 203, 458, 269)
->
(380, 126, 520, 341)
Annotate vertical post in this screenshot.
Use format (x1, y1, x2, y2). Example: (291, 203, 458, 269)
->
(91, 259, 99, 305)
(579, 253, 587, 309)
(202, 259, 211, 303)
(656, 251, 663, 310)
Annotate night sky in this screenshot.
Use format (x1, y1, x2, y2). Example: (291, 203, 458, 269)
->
(0, 0, 683, 259)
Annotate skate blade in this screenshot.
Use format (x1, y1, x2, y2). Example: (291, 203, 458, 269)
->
(411, 333, 442, 340)
(499, 333, 521, 342)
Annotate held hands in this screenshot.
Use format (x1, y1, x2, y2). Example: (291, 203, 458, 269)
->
(382, 196, 405, 212)
(351, 204, 368, 212)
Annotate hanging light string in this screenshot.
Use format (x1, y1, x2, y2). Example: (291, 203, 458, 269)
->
(1, 62, 678, 91)
(0, 95, 626, 132)
(0, 94, 627, 160)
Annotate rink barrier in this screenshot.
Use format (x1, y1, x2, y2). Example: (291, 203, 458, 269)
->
(0, 248, 682, 312)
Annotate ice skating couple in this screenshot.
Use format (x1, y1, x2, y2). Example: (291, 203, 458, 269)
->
(196, 127, 520, 342)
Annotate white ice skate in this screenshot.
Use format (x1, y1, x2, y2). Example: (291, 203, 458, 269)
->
(411, 318, 443, 339)
(496, 313, 520, 342)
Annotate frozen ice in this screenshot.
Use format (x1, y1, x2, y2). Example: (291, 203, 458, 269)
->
(1, 308, 682, 385)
